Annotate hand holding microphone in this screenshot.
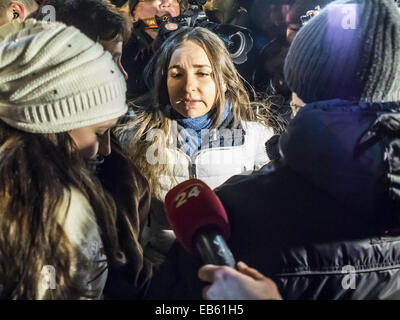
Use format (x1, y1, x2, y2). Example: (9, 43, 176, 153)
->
(198, 262, 282, 300)
(164, 179, 282, 300)
(164, 179, 235, 267)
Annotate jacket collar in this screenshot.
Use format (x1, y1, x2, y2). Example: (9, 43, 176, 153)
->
(279, 99, 400, 212)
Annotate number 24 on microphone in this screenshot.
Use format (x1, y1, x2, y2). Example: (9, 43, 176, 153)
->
(174, 184, 202, 208)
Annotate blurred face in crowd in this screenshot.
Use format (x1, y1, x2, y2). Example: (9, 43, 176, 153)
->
(69, 118, 118, 160)
(133, 0, 180, 21)
(0, 8, 10, 26)
(100, 34, 129, 80)
(203, 0, 238, 24)
(286, 23, 301, 44)
(0, 1, 38, 26)
(167, 41, 221, 119)
(285, 1, 324, 44)
(290, 92, 305, 116)
(250, 2, 290, 37)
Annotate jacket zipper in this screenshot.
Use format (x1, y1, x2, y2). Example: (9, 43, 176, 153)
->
(172, 145, 247, 180)
(171, 147, 197, 179)
(190, 163, 196, 179)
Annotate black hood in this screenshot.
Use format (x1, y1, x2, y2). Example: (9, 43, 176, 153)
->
(280, 99, 400, 215)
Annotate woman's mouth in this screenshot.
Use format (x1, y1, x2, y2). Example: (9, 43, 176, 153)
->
(177, 99, 202, 107)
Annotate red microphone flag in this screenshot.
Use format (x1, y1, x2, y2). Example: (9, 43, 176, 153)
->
(164, 179, 231, 255)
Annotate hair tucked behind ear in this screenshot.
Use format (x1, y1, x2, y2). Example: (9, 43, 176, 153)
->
(0, 121, 125, 299)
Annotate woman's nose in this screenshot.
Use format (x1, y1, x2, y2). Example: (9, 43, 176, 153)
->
(118, 63, 128, 80)
(184, 74, 196, 92)
(115, 57, 128, 80)
(98, 131, 111, 157)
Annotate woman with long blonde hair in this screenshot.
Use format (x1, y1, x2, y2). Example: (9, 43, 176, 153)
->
(118, 26, 274, 266)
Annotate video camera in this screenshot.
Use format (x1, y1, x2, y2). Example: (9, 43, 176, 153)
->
(158, 0, 253, 65)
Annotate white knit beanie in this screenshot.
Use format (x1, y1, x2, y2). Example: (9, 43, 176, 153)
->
(0, 19, 128, 133)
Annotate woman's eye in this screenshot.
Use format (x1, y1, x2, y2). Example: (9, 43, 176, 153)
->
(197, 71, 212, 77)
(170, 73, 181, 78)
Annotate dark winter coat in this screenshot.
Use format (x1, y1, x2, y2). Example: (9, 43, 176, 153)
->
(147, 99, 400, 300)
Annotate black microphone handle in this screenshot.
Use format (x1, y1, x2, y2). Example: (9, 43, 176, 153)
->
(195, 228, 236, 268)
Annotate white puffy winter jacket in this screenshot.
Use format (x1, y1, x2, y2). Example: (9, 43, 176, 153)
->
(140, 120, 274, 266)
(155, 121, 274, 199)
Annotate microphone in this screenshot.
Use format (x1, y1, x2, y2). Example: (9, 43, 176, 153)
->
(164, 179, 236, 268)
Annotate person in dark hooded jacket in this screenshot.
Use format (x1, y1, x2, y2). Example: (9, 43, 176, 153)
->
(146, 0, 400, 300)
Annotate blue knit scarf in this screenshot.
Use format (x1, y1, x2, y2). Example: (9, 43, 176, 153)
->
(169, 103, 233, 156)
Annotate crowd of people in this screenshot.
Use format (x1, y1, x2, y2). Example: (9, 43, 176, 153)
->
(0, 0, 400, 300)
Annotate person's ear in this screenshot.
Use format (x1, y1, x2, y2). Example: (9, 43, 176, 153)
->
(9, 1, 26, 21)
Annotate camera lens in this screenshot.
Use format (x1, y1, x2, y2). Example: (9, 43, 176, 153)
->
(228, 32, 246, 59)
(227, 29, 253, 64)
